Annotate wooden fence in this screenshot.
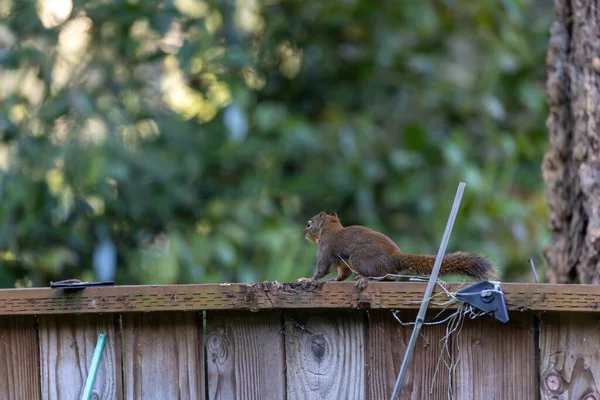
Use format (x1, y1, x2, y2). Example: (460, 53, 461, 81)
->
(0, 281, 598, 399)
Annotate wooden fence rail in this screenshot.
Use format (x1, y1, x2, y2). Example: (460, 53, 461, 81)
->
(0, 282, 598, 399)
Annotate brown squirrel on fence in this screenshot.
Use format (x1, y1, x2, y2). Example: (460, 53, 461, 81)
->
(298, 211, 498, 289)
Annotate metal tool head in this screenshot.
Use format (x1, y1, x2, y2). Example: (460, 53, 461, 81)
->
(456, 280, 509, 323)
(50, 279, 115, 290)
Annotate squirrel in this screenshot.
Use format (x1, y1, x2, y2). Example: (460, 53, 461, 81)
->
(299, 211, 498, 288)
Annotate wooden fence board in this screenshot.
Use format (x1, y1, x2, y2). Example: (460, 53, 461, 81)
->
(1, 282, 600, 315)
(38, 314, 122, 400)
(453, 313, 537, 399)
(4, 283, 600, 399)
(206, 311, 285, 399)
(366, 310, 449, 400)
(122, 311, 204, 400)
(540, 312, 600, 399)
(284, 311, 365, 400)
(0, 316, 41, 400)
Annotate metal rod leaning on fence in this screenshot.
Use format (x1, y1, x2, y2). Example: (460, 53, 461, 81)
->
(390, 181, 466, 400)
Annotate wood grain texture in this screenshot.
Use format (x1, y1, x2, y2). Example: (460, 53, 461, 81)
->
(38, 314, 122, 400)
(0, 316, 41, 399)
(453, 313, 537, 399)
(122, 311, 204, 400)
(206, 311, 285, 399)
(540, 312, 600, 399)
(366, 310, 449, 399)
(285, 311, 365, 400)
(0, 282, 599, 315)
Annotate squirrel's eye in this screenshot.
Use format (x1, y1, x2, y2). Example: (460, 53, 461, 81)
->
(306, 220, 312, 227)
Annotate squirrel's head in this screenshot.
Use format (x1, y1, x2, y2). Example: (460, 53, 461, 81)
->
(304, 211, 340, 244)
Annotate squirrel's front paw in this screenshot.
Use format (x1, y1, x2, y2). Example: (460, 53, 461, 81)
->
(355, 276, 369, 291)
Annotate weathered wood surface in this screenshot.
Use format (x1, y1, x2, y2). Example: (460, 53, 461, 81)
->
(285, 311, 365, 399)
(0, 282, 599, 315)
(0, 316, 41, 400)
(540, 313, 600, 399)
(206, 311, 285, 399)
(122, 311, 204, 400)
(366, 310, 450, 399)
(6, 284, 600, 399)
(38, 314, 122, 400)
(454, 314, 537, 399)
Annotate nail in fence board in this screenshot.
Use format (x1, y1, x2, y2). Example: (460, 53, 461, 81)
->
(540, 312, 600, 399)
(284, 311, 365, 400)
(0, 316, 41, 400)
(366, 310, 450, 399)
(453, 314, 537, 399)
(38, 314, 122, 400)
(206, 311, 285, 399)
(122, 311, 204, 400)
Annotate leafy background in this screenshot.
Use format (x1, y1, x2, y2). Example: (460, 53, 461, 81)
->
(0, 0, 552, 287)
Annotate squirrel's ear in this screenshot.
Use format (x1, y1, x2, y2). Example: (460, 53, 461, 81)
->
(328, 212, 337, 217)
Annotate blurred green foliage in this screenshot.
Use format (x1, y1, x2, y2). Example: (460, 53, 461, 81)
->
(0, 0, 551, 287)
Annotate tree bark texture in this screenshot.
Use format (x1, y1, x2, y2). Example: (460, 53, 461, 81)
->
(543, 0, 600, 283)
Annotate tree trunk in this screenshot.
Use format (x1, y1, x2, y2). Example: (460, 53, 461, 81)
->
(543, 0, 600, 283)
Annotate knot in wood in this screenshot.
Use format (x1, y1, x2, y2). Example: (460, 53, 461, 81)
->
(207, 330, 229, 365)
(546, 373, 561, 391)
(310, 334, 326, 362)
(583, 395, 599, 400)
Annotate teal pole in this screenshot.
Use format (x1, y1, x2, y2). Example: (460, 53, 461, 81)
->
(81, 333, 107, 400)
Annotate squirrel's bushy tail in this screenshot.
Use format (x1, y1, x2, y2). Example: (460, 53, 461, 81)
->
(396, 251, 498, 280)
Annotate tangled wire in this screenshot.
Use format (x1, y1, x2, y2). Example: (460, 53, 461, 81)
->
(390, 277, 502, 400)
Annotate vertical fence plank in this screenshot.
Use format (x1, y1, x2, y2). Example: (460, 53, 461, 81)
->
(366, 310, 449, 399)
(453, 313, 537, 399)
(540, 313, 600, 399)
(206, 311, 285, 399)
(0, 316, 41, 400)
(284, 311, 365, 400)
(122, 311, 204, 400)
(39, 314, 122, 400)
